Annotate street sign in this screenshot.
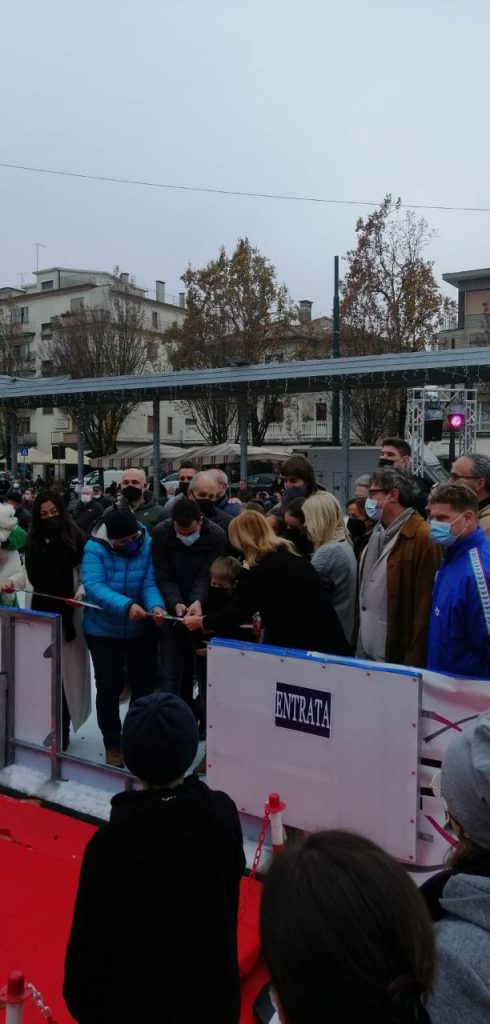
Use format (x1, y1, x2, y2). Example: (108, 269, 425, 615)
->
(18, 447, 29, 456)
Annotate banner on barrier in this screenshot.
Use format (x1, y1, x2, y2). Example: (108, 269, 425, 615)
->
(207, 640, 421, 865)
(207, 640, 490, 870)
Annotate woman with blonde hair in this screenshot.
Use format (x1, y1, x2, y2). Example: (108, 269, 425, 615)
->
(303, 492, 357, 644)
(184, 510, 349, 656)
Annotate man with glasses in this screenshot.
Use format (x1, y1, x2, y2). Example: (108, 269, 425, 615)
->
(449, 453, 490, 539)
(357, 467, 442, 667)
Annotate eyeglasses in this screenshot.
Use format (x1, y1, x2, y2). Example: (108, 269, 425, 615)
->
(448, 472, 479, 481)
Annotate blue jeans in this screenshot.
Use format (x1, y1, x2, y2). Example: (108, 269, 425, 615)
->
(85, 631, 158, 750)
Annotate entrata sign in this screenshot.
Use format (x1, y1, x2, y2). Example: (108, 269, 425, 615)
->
(275, 682, 331, 738)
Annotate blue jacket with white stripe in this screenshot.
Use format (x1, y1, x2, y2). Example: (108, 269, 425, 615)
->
(428, 528, 490, 678)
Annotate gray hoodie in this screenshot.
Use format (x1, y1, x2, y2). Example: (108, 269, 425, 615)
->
(429, 873, 490, 1024)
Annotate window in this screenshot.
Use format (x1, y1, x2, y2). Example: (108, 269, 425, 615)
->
(316, 402, 327, 421)
(70, 297, 84, 312)
(41, 280, 54, 291)
(147, 416, 154, 433)
(43, 407, 54, 415)
(146, 340, 157, 363)
(41, 360, 53, 376)
(273, 403, 284, 423)
(20, 306, 29, 323)
(18, 417, 31, 436)
(185, 417, 196, 426)
(151, 311, 158, 329)
(167, 416, 173, 434)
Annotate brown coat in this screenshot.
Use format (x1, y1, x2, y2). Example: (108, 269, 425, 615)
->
(385, 511, 443, 668)
(478, 502, 490, 539)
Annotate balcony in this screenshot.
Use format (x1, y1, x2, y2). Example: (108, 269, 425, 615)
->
(17, 433, 37, 447)
(438, 313, 490, 349)
(181, 419, 331, 444)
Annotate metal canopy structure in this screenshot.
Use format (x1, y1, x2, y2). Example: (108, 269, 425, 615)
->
(0, 346, 489, 407)
(4, 346, 490, 506)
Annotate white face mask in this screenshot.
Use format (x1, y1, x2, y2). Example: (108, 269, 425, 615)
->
(80, 494, 91, 504)
(176, 530, 200, 546)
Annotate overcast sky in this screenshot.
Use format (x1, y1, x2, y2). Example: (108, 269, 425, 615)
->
(1, 0, 489, 316)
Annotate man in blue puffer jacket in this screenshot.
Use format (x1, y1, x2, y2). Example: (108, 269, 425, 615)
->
(427, 483, 490, 678)
(82, 506, 166, 766)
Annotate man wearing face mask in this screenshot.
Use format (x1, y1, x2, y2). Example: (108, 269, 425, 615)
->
(72, 485, 103, 537)
(161, 462, 197, 520)
(378, 437, 431, 519)
(357, 467, 442, 667)
(188, 472, 232, 533)
(112, 467, 164, 535)
(152, 497, 226, 730)
(83, 506, 166, 766)
(427, 483, 490, 678)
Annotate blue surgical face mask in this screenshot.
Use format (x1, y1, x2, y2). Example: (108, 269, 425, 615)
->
(365, 497, 382, 521)
(112, 533, 143, 556)
(429, 512, 464, 547)
(176, 530, 200, 546)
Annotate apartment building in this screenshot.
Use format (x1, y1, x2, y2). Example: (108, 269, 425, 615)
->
(0, 268, 186, 453)
(438, 267, 490, 435)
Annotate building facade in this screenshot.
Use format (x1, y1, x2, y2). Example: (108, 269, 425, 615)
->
(438, 268, 490, 435)
(0, 268, 187, 454)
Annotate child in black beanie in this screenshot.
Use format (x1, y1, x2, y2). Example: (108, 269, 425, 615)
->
(64, 693, 245, 1024)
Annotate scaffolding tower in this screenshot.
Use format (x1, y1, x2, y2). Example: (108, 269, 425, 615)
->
(407, 387, 478, 477)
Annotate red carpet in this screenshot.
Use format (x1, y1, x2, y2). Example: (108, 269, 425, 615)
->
(0, 794, 267, 1023)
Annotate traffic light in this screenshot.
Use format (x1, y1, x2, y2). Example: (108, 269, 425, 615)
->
(445, 396, 466, 431)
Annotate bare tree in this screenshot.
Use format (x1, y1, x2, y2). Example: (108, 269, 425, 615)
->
(341, 195, 456, 441)
(44, 285, 151, 456)
(166, 239, 297, 444)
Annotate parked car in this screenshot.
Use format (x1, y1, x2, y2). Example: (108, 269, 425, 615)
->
(230, 473, 281, 497)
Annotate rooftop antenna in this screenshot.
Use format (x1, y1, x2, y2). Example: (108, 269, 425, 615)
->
(35, 242, 46, 273)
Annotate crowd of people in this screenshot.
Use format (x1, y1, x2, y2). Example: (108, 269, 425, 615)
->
(8, 443, 490, 1022)
(4, 440, 490, 764)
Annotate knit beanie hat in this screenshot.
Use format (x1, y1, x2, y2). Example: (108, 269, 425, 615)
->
(122, 693, 199, 783)
(441, 712, 490, 850)
(105, 506, 139, 539)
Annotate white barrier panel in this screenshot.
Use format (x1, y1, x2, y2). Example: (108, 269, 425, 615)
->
(207, 640, 421, 864)
(417, 670, 490, 871)
(208, 640, 490, 870)
(13, 615, 54, 749)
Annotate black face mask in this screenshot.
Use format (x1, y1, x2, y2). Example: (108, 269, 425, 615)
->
(347, 517, 366, 539)
(43, 516, 61, 531)
(378, 457, 396, 468)
(197, 499, 216, 517)
(122, 485, 143, 503)
(177, 481, 190, 495)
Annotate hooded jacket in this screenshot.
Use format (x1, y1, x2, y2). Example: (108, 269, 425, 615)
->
(63, 775, 245, 1024)
(429, 873, 490, 1023)
(82, 521, 163, 639)
(428, 527, 490, 678)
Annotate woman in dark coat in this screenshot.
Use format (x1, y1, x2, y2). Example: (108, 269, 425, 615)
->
(25, 491, 89, 749)
(184, 510, 350, 656)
